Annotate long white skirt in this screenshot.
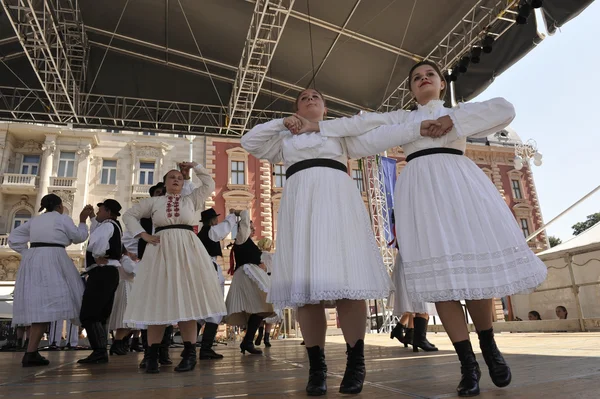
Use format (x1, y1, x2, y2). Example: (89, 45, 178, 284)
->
(124, 229, 227, 325)
(12, 247, 84, 325)
(225, 264, 275, 327)
(268, 167, 394, 309)
(108, 275, 133, 331)
(394, 153, 548, 303)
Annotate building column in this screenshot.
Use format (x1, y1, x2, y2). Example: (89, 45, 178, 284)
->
(35, 135, 57, 211)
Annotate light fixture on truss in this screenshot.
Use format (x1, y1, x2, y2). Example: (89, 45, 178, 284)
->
(514, 139, 542, 170)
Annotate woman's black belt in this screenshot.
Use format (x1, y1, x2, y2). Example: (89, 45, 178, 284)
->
(155, 224, 194, 233)
(30, 243, 66, 248)
(406, 148, 464, 163)
(286, 158, 348, 179)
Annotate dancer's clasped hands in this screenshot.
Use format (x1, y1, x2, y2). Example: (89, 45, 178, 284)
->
(420, 115, 454, 138)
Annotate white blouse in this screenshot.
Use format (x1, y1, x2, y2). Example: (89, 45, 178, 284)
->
(8, 211, 89, 254)
(318, 98, 515, 157)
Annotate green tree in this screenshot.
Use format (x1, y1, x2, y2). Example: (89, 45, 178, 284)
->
(548, 236, 562, 248)
(572, 212, 600, 236)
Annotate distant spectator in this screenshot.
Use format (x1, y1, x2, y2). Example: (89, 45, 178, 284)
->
(528, 311, 542, 321)
(555, 306, 568, 320)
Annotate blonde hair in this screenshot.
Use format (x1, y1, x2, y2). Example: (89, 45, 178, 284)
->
(257, 238, 272, 251)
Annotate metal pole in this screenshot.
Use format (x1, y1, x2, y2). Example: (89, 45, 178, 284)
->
(567, 254, 586, 332)
(527, 183, 600, 242)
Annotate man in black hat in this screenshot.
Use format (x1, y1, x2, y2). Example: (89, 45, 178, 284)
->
(77, 199, 123, 364)
(195, 207, 239, 359)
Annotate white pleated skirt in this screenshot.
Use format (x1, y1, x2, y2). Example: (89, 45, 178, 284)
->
(108, 273, 133, 330)
(124, 228, 227, 325)
(12, 247, 85, 326)
(394, 153, 548, 304)
(225, 264, 275, 327)
(268, 167, 394, 309)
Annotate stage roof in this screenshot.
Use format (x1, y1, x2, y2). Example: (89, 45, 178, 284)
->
(0, 0, 595, 135)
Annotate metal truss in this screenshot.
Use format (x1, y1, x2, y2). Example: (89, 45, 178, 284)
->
(0, 0, 88, 123)
(378, 0, 520, 112)
(363, 155, 397, 333)
(227, 0, 295, 134)
(0, 86, 294, 135)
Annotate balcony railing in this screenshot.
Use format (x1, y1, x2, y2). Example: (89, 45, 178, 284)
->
(0, 235, 8, 248)
(132, 184, 152, 197)
(1, 173, 37, 186)
(49, 176, 77, 189)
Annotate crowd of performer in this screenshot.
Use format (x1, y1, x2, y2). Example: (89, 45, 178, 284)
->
(6, 60, 548, 397)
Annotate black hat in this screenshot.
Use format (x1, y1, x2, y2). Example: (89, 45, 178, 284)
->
(200, 208, 220, 223)
(97, 199, 122, 216)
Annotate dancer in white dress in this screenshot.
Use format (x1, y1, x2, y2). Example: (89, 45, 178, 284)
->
(9, 194, 93, 367)
(107, 249, 137, 355)
(254, 238, 279, 348)
(241, 88, 421, 395)
(225, 210, 275, 355)
(297, 61, 548, 397)
(123, 162, 226, 373)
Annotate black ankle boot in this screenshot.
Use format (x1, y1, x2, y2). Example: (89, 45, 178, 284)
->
(339, 339, 366, 394)
(200, 322, 223, 360)
(255, 326, 264, 346)
(22, 351, 50, 367)
(453, 340, 481, 397)
(130, 337, 144, 353)
(306, 346, 327, 396)
(240, 314, 263, 355)
(412, 317, 438, 352)
(139, 348, 149, 369)
(400, 327, 413, 348)
(159, 327, 173, 365)
(174, 341, 197, 372)
(264, 333, 271, 348)
(109, 339, 128, 356)
(390, 322, 406, 343)
(146, 344, 160, 374)
(478, 328, 511, 388)
(78, 322, 109, 364)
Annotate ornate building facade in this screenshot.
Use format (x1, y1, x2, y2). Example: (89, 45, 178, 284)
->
(0, 122, 546, 326)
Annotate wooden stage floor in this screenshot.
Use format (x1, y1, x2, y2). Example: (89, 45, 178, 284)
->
(1, 332, 599, 399)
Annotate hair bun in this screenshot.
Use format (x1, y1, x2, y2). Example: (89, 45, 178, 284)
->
(39, 193, 62, 212)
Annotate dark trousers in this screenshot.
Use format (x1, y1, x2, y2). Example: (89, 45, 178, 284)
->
(80, 267, 120, 325)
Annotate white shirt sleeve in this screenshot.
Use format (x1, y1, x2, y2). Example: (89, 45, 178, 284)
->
(181, 179, 196, 197)
(208, 213, 237, 242)
(240, 119, 285, 164)
(7, 220, 31, 254)
(61, 214, 89, 244)
(447, 97, 516, 139)
(235, 210, 251, 245)
(122, 231, 139, 256)
(186, 164, 216, 212)
(87, 222, 114, 259)
(120, 255, 137, 274)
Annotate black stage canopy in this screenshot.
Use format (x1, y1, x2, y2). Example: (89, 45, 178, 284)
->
(0, 0, 595, 135)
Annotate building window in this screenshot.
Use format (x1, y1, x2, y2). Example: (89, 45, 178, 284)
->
(274, 164, 286, 188)
(520, 218, 530, 237)
(512, 179, 523, 199)
(142, 132, 156, 136)
(21, 155, 40, 175)
(13, 210, 31, 230)
(352, 169, 364, 192)
(139, 161, 155, 185)
(58, 151, 76, 177)
(231, 161, 245, 185)
(101, 159, 117, 185)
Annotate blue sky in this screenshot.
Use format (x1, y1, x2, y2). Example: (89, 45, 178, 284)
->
(473, 2, 600, 242)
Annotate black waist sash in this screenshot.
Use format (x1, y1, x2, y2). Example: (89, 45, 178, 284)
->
(286, 158, 348, 179)
(155, 224, 194, 233)
(406, 148, 464, 163)
(30, 242, 66, 248)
